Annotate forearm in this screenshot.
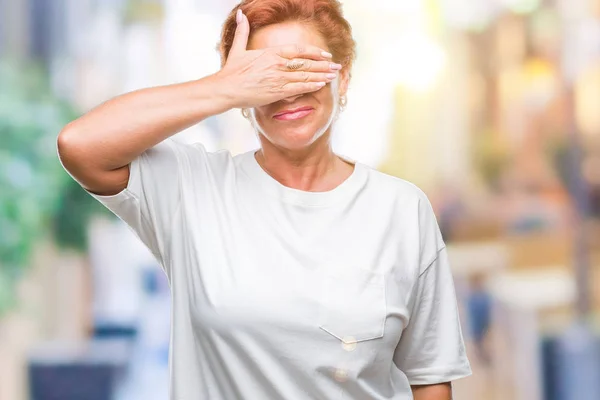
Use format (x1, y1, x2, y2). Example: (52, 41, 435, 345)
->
(58, 73, 232, 171)
(411, 383, 452, 400)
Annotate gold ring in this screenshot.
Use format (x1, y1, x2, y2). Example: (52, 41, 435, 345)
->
(286, 59, 305, 70)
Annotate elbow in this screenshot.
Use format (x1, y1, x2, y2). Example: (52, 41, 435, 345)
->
(57, 121, 100, 177)
(57, 122, 83, 169)
(57, 122, 78, 151)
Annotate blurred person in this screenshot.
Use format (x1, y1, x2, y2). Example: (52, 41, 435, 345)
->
(466, 273, 492, 367)
(56, 0, 471, 399)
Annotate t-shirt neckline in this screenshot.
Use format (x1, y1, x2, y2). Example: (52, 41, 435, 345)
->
(240, 149, 368, 207)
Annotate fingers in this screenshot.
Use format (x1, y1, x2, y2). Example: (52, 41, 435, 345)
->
(230, 9, 249, 58)
(286, 71, 338, 84)
(277, 44, 333, 61)
(281, 59, 343, 73)
(283, 81, 328, 97)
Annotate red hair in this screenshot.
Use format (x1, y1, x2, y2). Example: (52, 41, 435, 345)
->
(219, 0, 356, 74)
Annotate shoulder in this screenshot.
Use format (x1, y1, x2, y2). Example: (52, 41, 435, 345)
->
(361, 166, 440, 246)
(362, 164, 432, 207)
(166, 140, 236, 169)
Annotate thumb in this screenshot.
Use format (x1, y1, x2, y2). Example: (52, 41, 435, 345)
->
(229, 10, 249, 59)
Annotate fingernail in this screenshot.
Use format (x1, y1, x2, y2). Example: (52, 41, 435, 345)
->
(236, 9, 242, 24)
(316, 82, 326, 87)
(321, 51, 333, 58)
(326, 73, 337, 79)
(330, 63, 342, 70)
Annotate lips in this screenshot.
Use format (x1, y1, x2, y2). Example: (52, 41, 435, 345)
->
(273, 106, 315, 121)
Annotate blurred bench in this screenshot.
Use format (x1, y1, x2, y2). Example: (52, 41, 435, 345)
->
(28, 339, 131, 400)
(488, 268, 577, 400)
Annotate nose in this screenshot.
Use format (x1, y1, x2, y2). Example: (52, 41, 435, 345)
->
(281, 94, 303, 103)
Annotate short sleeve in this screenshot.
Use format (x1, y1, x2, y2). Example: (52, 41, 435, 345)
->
(416, 191, 446, 275)
(393, 246, 472, 385)
(84, 139, 185, 278)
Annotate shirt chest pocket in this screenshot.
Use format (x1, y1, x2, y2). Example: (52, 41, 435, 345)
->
(317, 265, 386, 343)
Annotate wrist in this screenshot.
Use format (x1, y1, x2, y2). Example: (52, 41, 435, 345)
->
(204, 71, 239, 111)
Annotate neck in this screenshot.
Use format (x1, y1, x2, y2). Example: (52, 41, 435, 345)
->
(255, 134, 354, 192)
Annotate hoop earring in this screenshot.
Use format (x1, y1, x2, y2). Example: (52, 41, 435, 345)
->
(241, 108, 250, 119)
(339, 95, 347, 112)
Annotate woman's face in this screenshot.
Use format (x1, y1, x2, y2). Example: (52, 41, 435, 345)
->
(247, 22, 348, 150)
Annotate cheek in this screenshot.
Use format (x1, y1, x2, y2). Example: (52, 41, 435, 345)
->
(316, 90, 335, 115)
(322, 92, 335, 108)
(253, 107, 271, 124)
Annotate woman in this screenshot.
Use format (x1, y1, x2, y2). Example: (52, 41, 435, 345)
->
(57, 0, 472, 399)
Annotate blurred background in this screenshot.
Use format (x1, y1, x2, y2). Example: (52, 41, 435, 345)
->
(1, 0, 600, 399)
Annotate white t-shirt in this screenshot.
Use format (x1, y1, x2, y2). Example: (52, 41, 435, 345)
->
(85, 139, 472, 400)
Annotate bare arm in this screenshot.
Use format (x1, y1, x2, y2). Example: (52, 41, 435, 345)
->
(57, 9, 336, 197)
(411, 383, 452, 400)
(57, 75, 231, 196)
(53, 9, 340, 282)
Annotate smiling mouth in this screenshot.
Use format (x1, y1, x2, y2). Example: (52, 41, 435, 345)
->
(273, 107, 315, 121)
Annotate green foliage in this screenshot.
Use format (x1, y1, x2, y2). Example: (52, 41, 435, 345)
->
(0, 60, 109, 315)
(52, 178, 112, 250)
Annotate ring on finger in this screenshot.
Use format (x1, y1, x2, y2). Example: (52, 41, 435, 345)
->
(286, 59, 305, 70)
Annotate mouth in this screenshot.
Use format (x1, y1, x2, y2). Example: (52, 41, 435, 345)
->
(273, 106, 315, 121)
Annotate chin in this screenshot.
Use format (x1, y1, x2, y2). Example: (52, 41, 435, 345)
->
(267, 124, 323, 149)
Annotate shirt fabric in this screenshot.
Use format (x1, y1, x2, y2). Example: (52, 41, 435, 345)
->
(84, 139, 472, 400)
